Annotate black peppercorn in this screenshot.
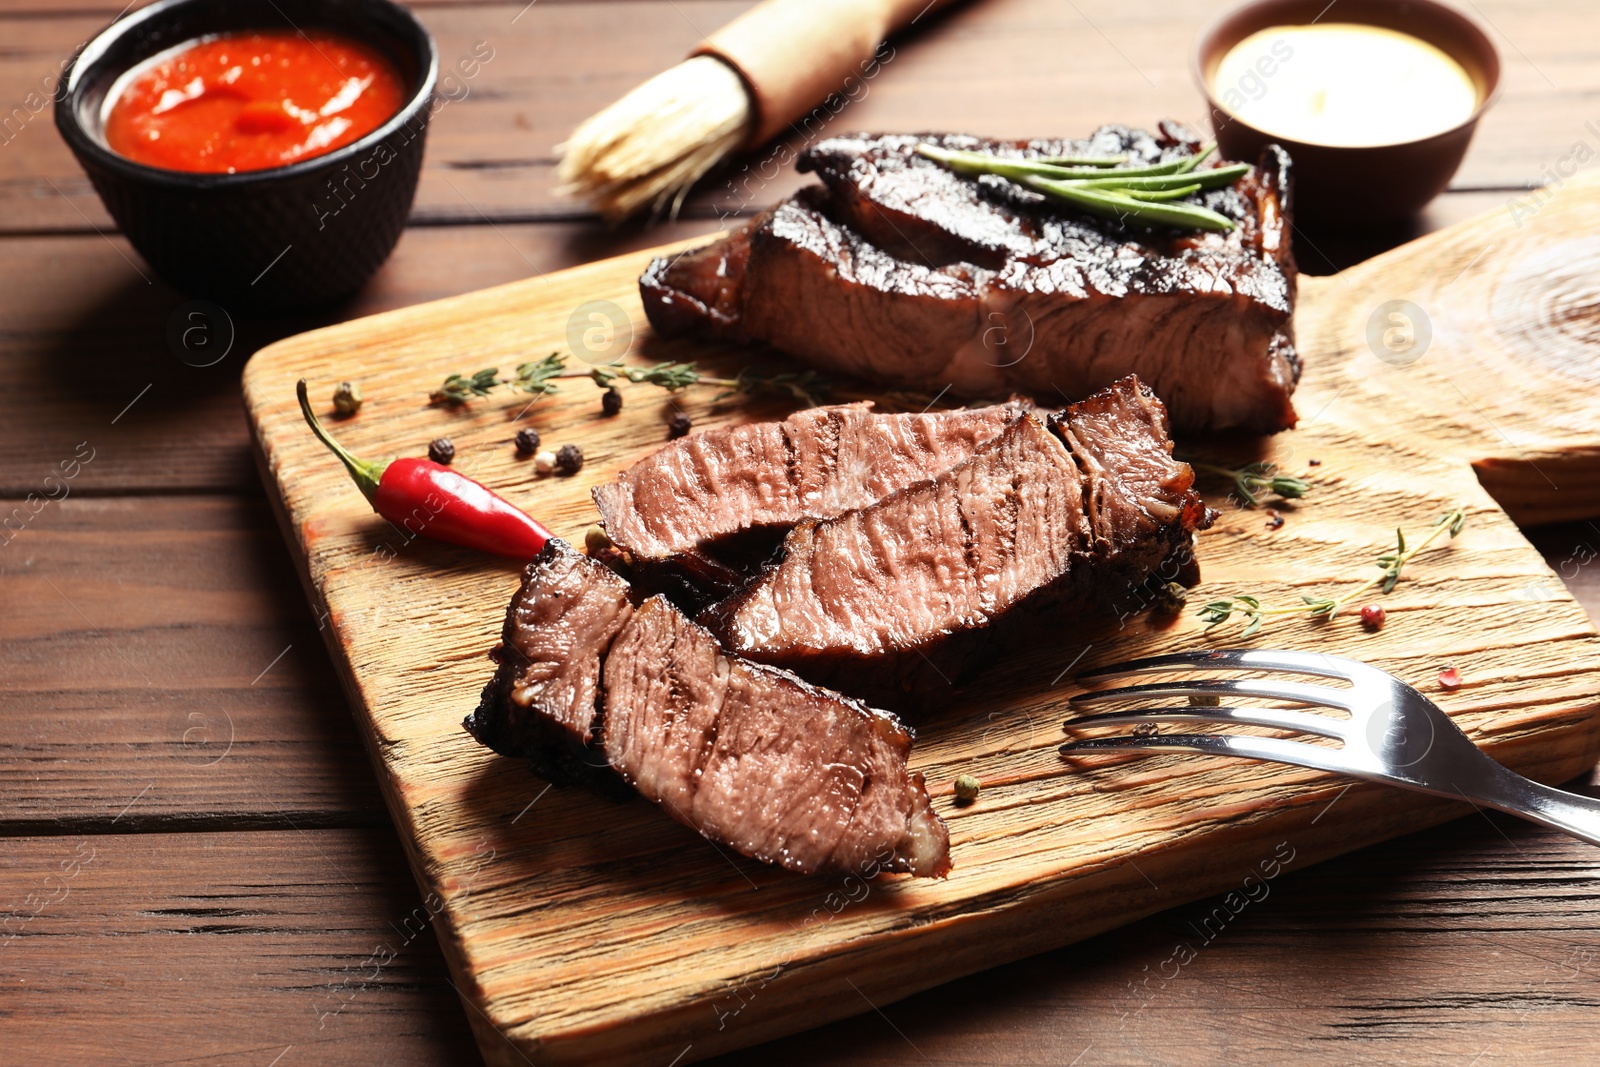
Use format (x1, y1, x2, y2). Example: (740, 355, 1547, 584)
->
(601, 387, 623, 417)
(428, 437, 455, 465)
(667, 411, 692, 439)
(554, 443, 584, 476)
(514, 427, 540, 456)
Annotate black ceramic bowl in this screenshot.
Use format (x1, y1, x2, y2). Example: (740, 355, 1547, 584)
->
(56, 0, 438, 312)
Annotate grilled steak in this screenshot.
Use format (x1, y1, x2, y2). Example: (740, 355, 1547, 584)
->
(703, 377, 1210, 705)
(466, 540, 950, 878)
(593, 401, 1027, 605)
(603, 597, 949, 877)
(640, 124, 1298, 435)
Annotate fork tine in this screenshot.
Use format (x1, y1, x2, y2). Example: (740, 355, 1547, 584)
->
(1077, 648, 1363, 683)
(1069, 678, 1357, 712)
(1061, 704, 1347, 739)
(1058, 732, 1359, 777)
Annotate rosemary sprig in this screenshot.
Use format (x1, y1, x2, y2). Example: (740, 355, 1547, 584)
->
(1198, 510, 1468, 636)
(1191, 460, 1311, 507)
(916, 141, 1237, 232)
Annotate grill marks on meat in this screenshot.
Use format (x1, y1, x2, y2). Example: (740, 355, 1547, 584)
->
(704, 377, 1207, 705)
(593, 401, 1026, 604)
(603, 598, 949, 877)
(640, 125, 1300, 435)
(466, 542, 633, 785)
(466, 540, 950, 878)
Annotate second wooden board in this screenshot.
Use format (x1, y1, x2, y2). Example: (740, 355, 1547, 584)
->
(243, 177, 1600, 1065)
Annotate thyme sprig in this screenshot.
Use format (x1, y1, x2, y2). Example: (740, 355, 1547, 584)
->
(915, 142, 1237, 232)
(590, 359, 700, 391)
(431, 353, 831, 408)
(1191, 460, 1311, 508)
(1198, 509, 1468, 637)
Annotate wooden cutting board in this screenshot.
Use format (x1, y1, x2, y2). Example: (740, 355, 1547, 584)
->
(243, 174, 1600, 1066)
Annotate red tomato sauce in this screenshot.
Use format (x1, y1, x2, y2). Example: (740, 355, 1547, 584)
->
(103, 31, 405, 174)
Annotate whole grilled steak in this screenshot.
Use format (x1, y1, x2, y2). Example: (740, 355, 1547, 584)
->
(640, 124, 1298, 435)
(466, 540, 950, 878)
(593, 401, 1027, 606)
(702, 377, 1210, 706)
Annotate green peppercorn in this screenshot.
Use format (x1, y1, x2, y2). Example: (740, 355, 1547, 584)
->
(332, 381, 362, 416)
(1153, 580, 1188, 614)
(584, 524, 612, 555)
(954, 774, 981, 804)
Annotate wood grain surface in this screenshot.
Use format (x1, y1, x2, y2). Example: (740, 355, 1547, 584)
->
(9, 0, 1600, 1062)
(242, 169, 1600, 1063)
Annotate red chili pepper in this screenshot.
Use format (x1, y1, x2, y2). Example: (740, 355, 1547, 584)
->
(297, 379, 552, 559)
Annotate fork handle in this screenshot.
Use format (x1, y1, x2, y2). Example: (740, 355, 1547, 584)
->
(1472, 762, 1600, 846)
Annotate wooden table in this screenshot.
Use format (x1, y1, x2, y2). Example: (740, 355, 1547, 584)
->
(6, 1, 1600, 1062)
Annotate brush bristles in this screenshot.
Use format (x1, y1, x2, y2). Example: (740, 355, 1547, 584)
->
(557, 55, 751, 223)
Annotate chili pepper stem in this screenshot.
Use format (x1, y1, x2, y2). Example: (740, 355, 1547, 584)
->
(297, 378, 385, 503)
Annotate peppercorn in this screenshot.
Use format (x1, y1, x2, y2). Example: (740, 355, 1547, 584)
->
(514, 427, 541, 456)
(428, 437, 455, 465)
(1360, 604, 1386, 631)
(668, 411, 693, 439)
(1153, 580, 1188, 614)
(332, 381, 362, 416)
(584, 524, 612, 555)
(1308, 458, 1322, 467)
(554, 443, 584, 477)
(953, 774, 981, 804)
(601, 387, 623, 417)
(534, 451, 556, 475)
(1265, 508, 1285, 530)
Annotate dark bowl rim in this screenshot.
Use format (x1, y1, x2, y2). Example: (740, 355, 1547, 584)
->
(55, 0, 439, 190)
(1190, 0, 1503, 153)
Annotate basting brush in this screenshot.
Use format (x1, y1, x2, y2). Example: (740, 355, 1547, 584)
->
(557, 0, 958, 223)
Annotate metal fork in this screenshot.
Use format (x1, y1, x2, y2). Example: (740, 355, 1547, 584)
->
(1059, 649, 1600, 846)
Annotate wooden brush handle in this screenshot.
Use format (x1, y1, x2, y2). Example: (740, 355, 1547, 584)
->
(694, 0, 958, 146)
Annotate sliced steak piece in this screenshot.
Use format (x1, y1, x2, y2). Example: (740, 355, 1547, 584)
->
(603, 597, 949, 877)
(593, 401, 1027, 605)
(703, 377, 1209, 706)
(466, 540, 950, 878)
(640, 124, 1299, 436)
(466, 539, 634, 787)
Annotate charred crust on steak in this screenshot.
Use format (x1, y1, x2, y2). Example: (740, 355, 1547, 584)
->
(639, 125, 1301, 435)
(699, 377, 1208, 710)
(467, 541, 951, 877)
